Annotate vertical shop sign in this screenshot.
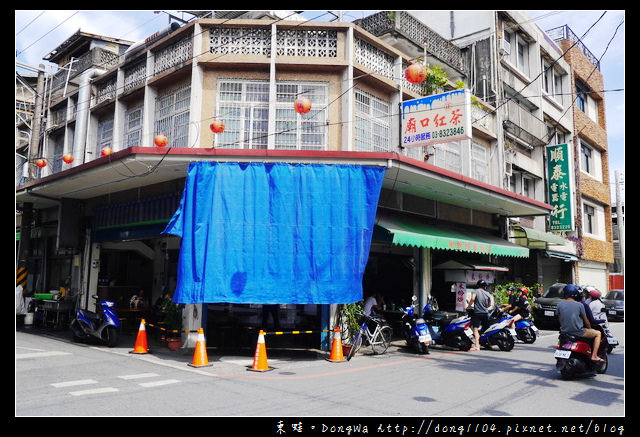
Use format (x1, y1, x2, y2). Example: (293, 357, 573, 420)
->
(545, 143, 574, 231)
(401, 89, 472, 148)
(454, 282, 467, 312)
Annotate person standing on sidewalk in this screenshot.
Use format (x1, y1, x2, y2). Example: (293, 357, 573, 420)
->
(466, 280, 493, 351)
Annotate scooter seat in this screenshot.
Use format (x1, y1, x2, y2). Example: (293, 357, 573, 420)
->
(78, 308, 101, 321)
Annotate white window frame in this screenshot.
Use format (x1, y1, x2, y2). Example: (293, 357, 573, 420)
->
(155, 84, 191, 148)
(96, 115, 114, 156)
(580, 139, 603, 181)
(582, 199, 606, 240)
(123, 103, 144, 148)
(354, 88, 392, 152)
(433, 141, 462, 175)
(274, 81, 328, 150)
(470, 142, 489, 183)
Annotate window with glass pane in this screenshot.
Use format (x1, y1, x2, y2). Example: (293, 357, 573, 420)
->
(584, 204, 595, 234)
(155, 84, 191, 148)
(275, 81, 327, 150)
(96, 116, 114, 156)
(355, 89, 391, 152)
(470, 142, 488, 182)
(124, 104, 143, 148)
(433, 141, 462, 174)
(215, 80, 269, 149)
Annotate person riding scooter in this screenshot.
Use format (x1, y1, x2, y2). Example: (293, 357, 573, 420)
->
(557, 284, 604, 363)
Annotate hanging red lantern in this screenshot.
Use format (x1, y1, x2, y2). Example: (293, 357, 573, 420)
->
(62, 153, 74, 164)
(294, 96, 312, 114)
(405, 62, 427, 84)
(35, 158, 47, 168)
(101, 146, 113, 157)
(154, 134, 169, 147)
(209, 119, 225, 134)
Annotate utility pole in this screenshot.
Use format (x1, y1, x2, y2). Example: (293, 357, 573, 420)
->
(615, 170, 624, 276)
(28, 64, 46, 179)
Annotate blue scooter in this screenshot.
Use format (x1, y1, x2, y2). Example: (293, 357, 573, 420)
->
(422, 300, 474, 351)
(70, 295, 120, 347)
(476, 307, 518, 351)
(515, 317, 539, 343)
(401, 297, 431, 354)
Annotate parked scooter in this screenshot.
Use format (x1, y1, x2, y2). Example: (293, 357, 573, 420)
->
(554, 325, 609, 379)
(401, 296, 431, 354)
(515, 316, 539, 344)
(70, 295, 120, 347)
(475, 307, 518, 351)
(422, 300, 474, 351)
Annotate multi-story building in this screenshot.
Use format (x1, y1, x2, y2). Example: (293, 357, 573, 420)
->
(16, 11, 553, 350)
(357, 11, 576, 291)
(546, 24, 615, 294)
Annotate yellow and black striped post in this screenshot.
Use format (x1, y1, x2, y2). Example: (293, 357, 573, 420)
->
(16, 266, 28, 288)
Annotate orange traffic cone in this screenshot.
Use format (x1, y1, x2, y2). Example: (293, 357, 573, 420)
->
(188, 328, 212, 368)
(248, 330, 272, 372)
(130, 319, 150, 354)
(327, 326, 345, 362)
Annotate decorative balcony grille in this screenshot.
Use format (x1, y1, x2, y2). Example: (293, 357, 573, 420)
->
(95, 77, 117, 105)
(124, 60, 146, 92)
(50, 47, 121, 91)
(354, 37, 395, 81)
(209, 27, 272, 56)
(153, 36, 193, 75)
(276, 29, 337, 57)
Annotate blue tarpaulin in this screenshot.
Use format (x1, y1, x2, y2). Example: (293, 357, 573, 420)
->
(163, 162, 386, 304)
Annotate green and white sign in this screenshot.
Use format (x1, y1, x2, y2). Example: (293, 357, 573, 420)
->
(546, 143, 574, 232)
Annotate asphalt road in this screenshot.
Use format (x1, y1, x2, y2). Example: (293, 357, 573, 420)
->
(16, 322, 624, 421)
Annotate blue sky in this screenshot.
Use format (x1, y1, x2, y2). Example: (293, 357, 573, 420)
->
(15, 10, 624, 200)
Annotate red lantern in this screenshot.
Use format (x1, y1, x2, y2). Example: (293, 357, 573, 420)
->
(35, 158, 47, 168)
(209, 119, 225, 134)
(294, 96, 312, 114)
(405, 62, 427, 84)
(101, 146, 113, 157)
(154, 134, 169, 147)
(62, 154, 74, 164)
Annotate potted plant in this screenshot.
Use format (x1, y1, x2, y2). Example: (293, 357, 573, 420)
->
(337, 301, 363, 353)
(160, 297, 182, 350)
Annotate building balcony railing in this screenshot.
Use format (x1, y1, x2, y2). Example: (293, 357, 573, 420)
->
(50, 47, 121, 91)
(546, 25, 600, 71)
(355, 10, 466, 74)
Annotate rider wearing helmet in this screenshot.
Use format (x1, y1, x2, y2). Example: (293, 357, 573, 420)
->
(557, 284, 604, 362)
(585, 288, 607, 324)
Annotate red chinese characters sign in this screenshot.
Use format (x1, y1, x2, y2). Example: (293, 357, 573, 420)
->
(402, 89, 472, 148)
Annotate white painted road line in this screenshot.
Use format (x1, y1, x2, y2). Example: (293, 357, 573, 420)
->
(51, 379, 98, 388)
(68, 387, 119, 396)
(16, 351, 72, 359)
(138, 379, 181, 388)
(118, 373, 160, 380)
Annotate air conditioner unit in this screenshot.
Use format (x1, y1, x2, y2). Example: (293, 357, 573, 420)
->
(499, 38, 511, 56)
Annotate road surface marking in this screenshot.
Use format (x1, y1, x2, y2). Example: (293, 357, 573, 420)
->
(68, 387, 119, 396)
(51, 379, 98, 388)
(138, 379, 181, 388)
(118, 373, 160, 380)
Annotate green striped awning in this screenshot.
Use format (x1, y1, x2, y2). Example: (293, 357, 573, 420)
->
(376, 214, 529, 258)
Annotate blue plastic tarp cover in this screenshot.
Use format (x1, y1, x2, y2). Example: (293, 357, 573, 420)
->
(163, 162, 386, 304)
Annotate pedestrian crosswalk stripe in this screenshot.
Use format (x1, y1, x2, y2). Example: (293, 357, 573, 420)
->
(69, 387, 119, 396)
(51, 379, 98, 388)
(138, 379, 180, 388)
(16, 351, 72, 359)
(118, 373, 160, 380)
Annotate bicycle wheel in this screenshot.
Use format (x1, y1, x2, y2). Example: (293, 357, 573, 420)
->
(347, 329, 363, 361)
(371, 325, 392, 354)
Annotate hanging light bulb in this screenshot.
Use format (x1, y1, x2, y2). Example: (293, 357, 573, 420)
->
(405, 62, 427, 84)
(294, 96, 312, 114)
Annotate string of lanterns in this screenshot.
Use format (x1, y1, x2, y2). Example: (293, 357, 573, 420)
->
(32, 92, 324, 166)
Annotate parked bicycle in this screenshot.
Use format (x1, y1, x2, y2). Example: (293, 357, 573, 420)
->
(347, 311, 393, 360)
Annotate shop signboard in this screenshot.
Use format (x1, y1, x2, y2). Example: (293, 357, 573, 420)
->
(401, 88, 472, 149)
(454, 282, 467, 312)
(545, 143, 574, 232)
